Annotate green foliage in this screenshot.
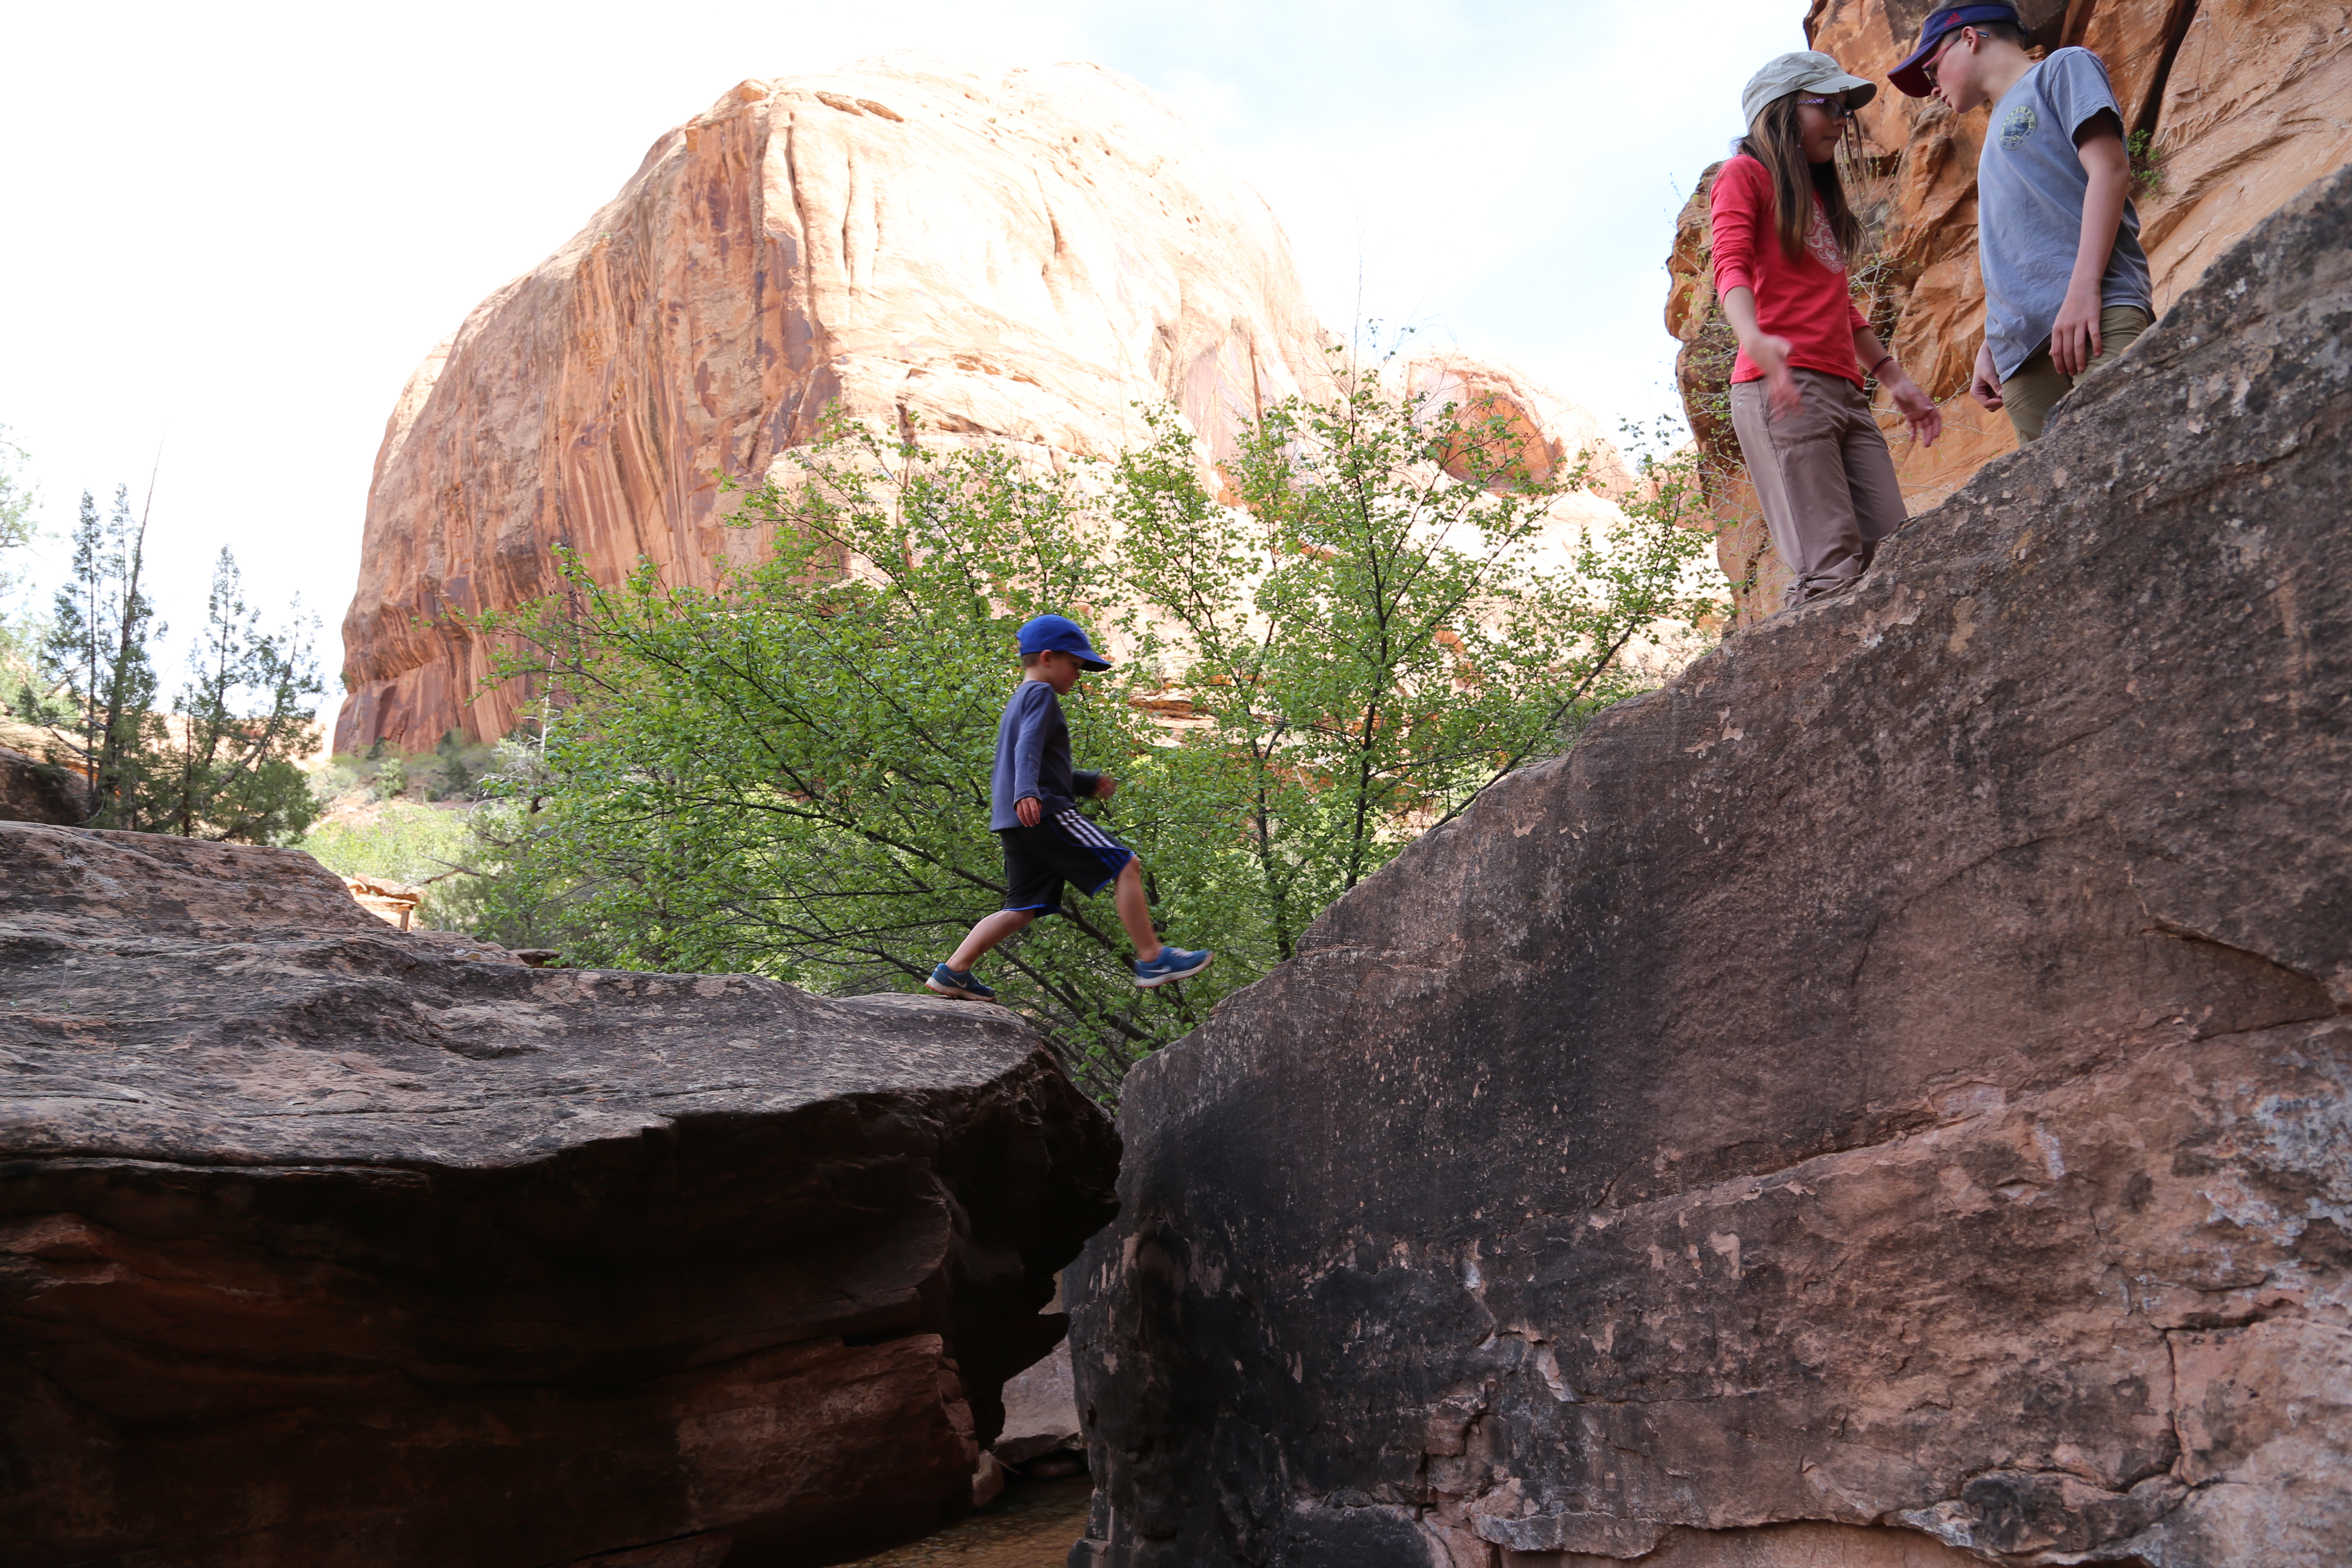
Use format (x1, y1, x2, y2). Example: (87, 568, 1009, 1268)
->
(1111, 385, 1712, 962)
(38, 493, 322, 843)
(0, 428, 55, 726)
(0, 428, 32, 558)
(143, 549, 325, 842)
(317, 731, 502, 805)
(2127, 129, 2166, 198)
(299, 798, 504, 932)
(42, 486, 164, 823)
(469, 383, 1721, 1095)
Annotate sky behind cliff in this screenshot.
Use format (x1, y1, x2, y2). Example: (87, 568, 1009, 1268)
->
(2, 0, 1802, 722)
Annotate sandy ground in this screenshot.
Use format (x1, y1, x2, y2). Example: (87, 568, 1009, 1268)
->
(837, 1479, 1092, 1567)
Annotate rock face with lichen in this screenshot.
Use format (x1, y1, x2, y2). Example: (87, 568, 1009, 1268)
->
(0, 821, 1118, 1568)
(1670, 0, 2352, 622)
(1068, 167, 2352, 1568)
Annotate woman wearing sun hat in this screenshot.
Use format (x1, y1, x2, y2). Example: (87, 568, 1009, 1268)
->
(1712, 52, 1943, 610)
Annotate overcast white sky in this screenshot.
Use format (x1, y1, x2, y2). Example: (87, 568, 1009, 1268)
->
(1, 0, 1803, 711)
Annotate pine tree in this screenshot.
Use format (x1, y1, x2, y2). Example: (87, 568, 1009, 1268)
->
(149, 548, 323, 842)
(43, 485, 162, 827)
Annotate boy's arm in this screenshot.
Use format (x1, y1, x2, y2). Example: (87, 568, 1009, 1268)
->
(1072, 769, 1104, 798)
(1010, 687, 1049, 824)
(2053, 111, 2131, 376)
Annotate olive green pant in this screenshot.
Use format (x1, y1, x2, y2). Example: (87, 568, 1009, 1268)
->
(2001, 305, 2153, 442)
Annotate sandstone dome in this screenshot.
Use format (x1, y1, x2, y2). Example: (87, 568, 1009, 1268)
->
(335, 55, 1635, 753)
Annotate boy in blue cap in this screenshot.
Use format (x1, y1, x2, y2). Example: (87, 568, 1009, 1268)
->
(926, 613, 1212, 1000)
(1891, 4, 2153, 441)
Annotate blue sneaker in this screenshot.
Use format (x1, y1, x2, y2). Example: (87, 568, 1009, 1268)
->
(1133, 946, 1212, 989)
(925, 962, 996, 1001)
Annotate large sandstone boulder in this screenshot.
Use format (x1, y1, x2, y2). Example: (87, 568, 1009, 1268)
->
(0, 821, 1118, 1567)
(1069, 167, 2352, 1568)
(1672, 0, 2352, 621)
(0, 746, 85, 827)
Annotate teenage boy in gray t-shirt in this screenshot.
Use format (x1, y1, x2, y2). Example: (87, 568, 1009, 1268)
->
(1891, 4, 2155, 441)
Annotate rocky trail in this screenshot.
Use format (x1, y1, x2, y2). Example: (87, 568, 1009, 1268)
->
(839, 1480, 1093, 1568)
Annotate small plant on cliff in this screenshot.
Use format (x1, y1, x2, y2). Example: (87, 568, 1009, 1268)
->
(467, 382, 1719, 1095)
(2127, 129, 2166, 198)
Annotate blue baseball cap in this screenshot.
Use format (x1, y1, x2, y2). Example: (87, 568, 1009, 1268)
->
(1890, 3, 2023, 97)
(1017, 613, 1111, 671)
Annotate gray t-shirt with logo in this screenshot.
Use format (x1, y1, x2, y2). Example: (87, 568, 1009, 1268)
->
(1977, 47, 2153, 380)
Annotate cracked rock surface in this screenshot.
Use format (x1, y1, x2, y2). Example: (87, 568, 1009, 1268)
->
(1069, 169, 2352, 1568)
(0, 824, 1119, 1567)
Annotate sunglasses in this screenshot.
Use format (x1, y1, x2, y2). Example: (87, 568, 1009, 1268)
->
(1921, 29, 1968, 89)
(1798, 95, 1859, 119)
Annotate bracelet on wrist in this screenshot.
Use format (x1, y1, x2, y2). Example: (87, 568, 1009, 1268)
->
(1868, 353, 1897, 381)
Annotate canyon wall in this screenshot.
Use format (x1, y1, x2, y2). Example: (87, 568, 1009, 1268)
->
(1070, 166, 2352, 1568)
(337, 57, 1635, 756)
(336, 54, 1333, 753)
(1671, 0, 2352, 621)
(0, 821, 1118, 1566)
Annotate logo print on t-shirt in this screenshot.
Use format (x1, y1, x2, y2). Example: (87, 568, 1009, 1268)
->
(1805, 201, 1845, 273)
(2000, 102, 2040, 150)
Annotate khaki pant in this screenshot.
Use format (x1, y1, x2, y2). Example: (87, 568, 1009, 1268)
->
(2001, 305, 2152, 442)
(1729, 370, 1909, 610)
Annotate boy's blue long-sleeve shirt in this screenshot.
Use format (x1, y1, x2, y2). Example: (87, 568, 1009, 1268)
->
(990, 680, 1101, 830)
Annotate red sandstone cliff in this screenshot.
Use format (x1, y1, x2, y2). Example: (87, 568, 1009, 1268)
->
(337, 55, 1342, 753)
(1669, 0, 2352, 620)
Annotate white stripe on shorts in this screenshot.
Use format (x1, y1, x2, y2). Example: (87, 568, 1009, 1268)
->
(1055, 811, 1128, 861)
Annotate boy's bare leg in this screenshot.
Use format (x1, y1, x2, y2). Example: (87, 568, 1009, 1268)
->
(946, 909, 1036, 972)
(1114, 858, 1163, 964)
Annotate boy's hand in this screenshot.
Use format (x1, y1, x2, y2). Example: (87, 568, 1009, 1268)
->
(1883, 369, 1944, 449)
(1016, 796, 1042, 827)
(2050, 285, 2104, 377)
(1743, 332, 1803, 421)
(1092, 777, 1119, 801)
(1970, 342, 2006, 411)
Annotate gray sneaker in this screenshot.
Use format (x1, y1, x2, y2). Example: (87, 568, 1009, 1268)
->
(1133, 946, 1212, 989)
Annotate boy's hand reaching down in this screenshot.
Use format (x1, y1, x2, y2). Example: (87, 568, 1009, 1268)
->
(1016, 796, 1042, 827)
(2049, 286, 2104, 377)
(1092, 777, 1119, 801)
(1970, 342, 2006, 411)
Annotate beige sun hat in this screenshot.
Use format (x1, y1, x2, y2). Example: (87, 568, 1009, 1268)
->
(1740, 51, 1877, 129)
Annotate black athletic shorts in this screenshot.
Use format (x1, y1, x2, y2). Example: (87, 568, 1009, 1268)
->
(1000, 810, 1136, 914)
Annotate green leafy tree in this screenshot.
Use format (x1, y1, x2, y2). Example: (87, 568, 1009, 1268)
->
(143, 548, 325, 842)
(471, 426, 1211, 1093)
(470, 383, 1721, 1095)
(1112, 379, 1715, 963)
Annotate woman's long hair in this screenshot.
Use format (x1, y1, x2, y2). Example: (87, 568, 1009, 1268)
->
(1739, 91, 1865, 266)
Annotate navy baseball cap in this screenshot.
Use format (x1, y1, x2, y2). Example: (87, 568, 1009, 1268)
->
(1890, 3, 2023, 96)
(1017, 613, 1112, 671)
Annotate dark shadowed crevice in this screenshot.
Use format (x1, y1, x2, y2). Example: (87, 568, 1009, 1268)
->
(2136, 0, 2203, 141)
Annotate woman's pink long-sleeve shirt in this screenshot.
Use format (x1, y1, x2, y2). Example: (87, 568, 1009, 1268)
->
(1710, 155, 1870, 387)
